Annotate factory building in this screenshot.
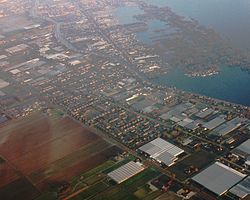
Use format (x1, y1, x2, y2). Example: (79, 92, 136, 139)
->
(139, 138, 184, 166)
(192, 162, 246, 196)
(107, 161, 144, 184)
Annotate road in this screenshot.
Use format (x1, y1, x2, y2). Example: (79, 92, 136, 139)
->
(31, 0, 78, 52)
(29, 0, 249, 187)
(73, 0, 155, 85)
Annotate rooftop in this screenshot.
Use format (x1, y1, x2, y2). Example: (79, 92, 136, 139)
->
(139, 138, 184, 166)
(107, 161, 144, 184)
(203, 115, 226, 130)
(192, 162, 246, 196)
(213, 117, 245, 136)
(195, 108, 214, 119)
(230, 176, 250, 199)
(232, 139, 250, 158)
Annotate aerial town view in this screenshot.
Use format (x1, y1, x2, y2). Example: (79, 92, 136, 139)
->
(0, 0, 250, 200)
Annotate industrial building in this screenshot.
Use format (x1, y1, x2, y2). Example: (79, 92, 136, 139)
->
(159, 102, 194, 121)
(195, 108, 214, 119)
(139, 138, 184, 166)
(213, 117, 247, 136)
(230, 176, 250, 199)
(192, 162, 246, 196)
(232, 139, 250, 160)
(203, 115, 226, 130)
(107, 161, 144, 184)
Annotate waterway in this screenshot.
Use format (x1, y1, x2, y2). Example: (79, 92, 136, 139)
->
(113, 1, 250, 106)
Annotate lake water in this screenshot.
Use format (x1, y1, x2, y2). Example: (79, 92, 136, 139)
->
(136, 20, 176, 44)
(113, 6, 143, 24)
(145, 0, 250, 50)
(113, 5, 175, 44)
(113, 1, 250, 106)
(153, 66, 250, 106)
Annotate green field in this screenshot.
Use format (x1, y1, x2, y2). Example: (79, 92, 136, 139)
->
(70, 166, 162, 200)
(69, 156, 135, 199)
(70, 154, 136, 187)
(72, 181, 110, 200)
(71, 160, 115, 187)
(90, 167, 161, 200)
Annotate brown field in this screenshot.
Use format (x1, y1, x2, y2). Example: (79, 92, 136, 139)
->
(0, 113, 99, 159)
(0, 160, 20, 188)
(0, 178, 40, 200)
(0, 111, 117, 198)
(35, 146, 121, 191)
(0, 113, 100, 174)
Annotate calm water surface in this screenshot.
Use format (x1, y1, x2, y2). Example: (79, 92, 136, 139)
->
(153, 66, 250, 106)
(146, 0, 250, 50)
(114, 1, 250, 106)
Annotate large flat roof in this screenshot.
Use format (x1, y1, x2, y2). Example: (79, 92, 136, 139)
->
(159, 102, 194, 120)
(192, 162, 246, 196)
(203, 115, 226, 130)
(195, 108, 214, 119)
(232, 139, 250, 158)
(213, 117, 246, 136)
(230, 176, 250, 198)
(139, 138, 184, 166)
(107, 161, 144, 184)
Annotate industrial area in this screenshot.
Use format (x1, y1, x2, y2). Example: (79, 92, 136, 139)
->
(0, 0, 250, 200)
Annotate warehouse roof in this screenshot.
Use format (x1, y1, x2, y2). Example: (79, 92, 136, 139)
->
(107, 161, 144, 184)
(195, 108, 214, 119)
(232, 139, 250, 158)
(159, 102, 194, 120)
(203, 115, 226, 130)
(213, 117, 245, 136)
(139, 138, 184, 166)
(192, 162, 246, 196)
(230, 176, 250, 198)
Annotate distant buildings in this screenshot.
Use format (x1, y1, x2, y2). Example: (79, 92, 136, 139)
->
(6, 44, 29, 54)
(0, 114, 8, 124)
(195, 108, 214, 119)
(0, 79, 9, 89)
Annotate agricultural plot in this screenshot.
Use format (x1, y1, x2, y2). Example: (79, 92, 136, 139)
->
(0, 111, 121, 200)
(0, 178, 40, 200)
(73, 167, 161, 200)
(0, 158, 20, 188)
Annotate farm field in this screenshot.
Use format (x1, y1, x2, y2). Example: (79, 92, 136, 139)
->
(0, 111, 166, 200)
(0, 177, 40, 200)
(71, 165, 162, 200)
(0, 110, 122, 200)
(0, 159, 20, 188)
